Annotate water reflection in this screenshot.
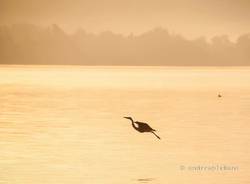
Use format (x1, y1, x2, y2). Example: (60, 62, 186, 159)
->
(137, 178, 155, 183)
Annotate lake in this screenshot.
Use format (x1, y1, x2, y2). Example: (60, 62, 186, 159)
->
(0, 65, 250, 184)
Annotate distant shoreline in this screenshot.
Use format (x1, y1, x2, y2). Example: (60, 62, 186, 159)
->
(1, 64, 250, 68)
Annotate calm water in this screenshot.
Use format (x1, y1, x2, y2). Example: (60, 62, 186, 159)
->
(0, 66, 250, 184)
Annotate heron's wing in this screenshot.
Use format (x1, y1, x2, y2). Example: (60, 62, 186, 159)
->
(135, 121, 155, 130)
(135, 121, 148, 126)
(135, 121, 148, 125)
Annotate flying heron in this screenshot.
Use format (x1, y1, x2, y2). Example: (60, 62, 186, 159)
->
(124, 117, 161, 139)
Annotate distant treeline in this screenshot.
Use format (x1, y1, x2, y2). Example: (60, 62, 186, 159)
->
(0, 24, 250, 65)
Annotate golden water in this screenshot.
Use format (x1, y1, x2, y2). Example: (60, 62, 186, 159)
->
(0, 66, 250, 183)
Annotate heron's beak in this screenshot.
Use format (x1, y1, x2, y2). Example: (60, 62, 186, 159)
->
(123, 117, 129, 119)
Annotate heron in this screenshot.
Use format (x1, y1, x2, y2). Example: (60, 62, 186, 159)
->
(124, 117, 161, 139)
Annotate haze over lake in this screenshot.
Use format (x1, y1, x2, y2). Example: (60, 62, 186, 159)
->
(0, 65, 249, 184)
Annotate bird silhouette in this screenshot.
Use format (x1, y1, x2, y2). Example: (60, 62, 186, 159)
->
(124, 117, 161, 139)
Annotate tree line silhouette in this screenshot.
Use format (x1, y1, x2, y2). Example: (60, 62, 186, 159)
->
(0, 24, 250, 65)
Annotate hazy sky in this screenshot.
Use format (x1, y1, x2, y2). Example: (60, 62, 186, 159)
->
(1, 0, 250, 39)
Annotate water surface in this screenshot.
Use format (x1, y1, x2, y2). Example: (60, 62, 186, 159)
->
(0, 66, 250, 183)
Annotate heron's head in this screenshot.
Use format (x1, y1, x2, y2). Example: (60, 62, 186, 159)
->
(124, 116, 132, 120)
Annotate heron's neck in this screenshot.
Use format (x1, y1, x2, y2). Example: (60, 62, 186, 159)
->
(129, 118, 138, 130)
(127, 118, 134, 124)
(131, 122, 138, 130)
